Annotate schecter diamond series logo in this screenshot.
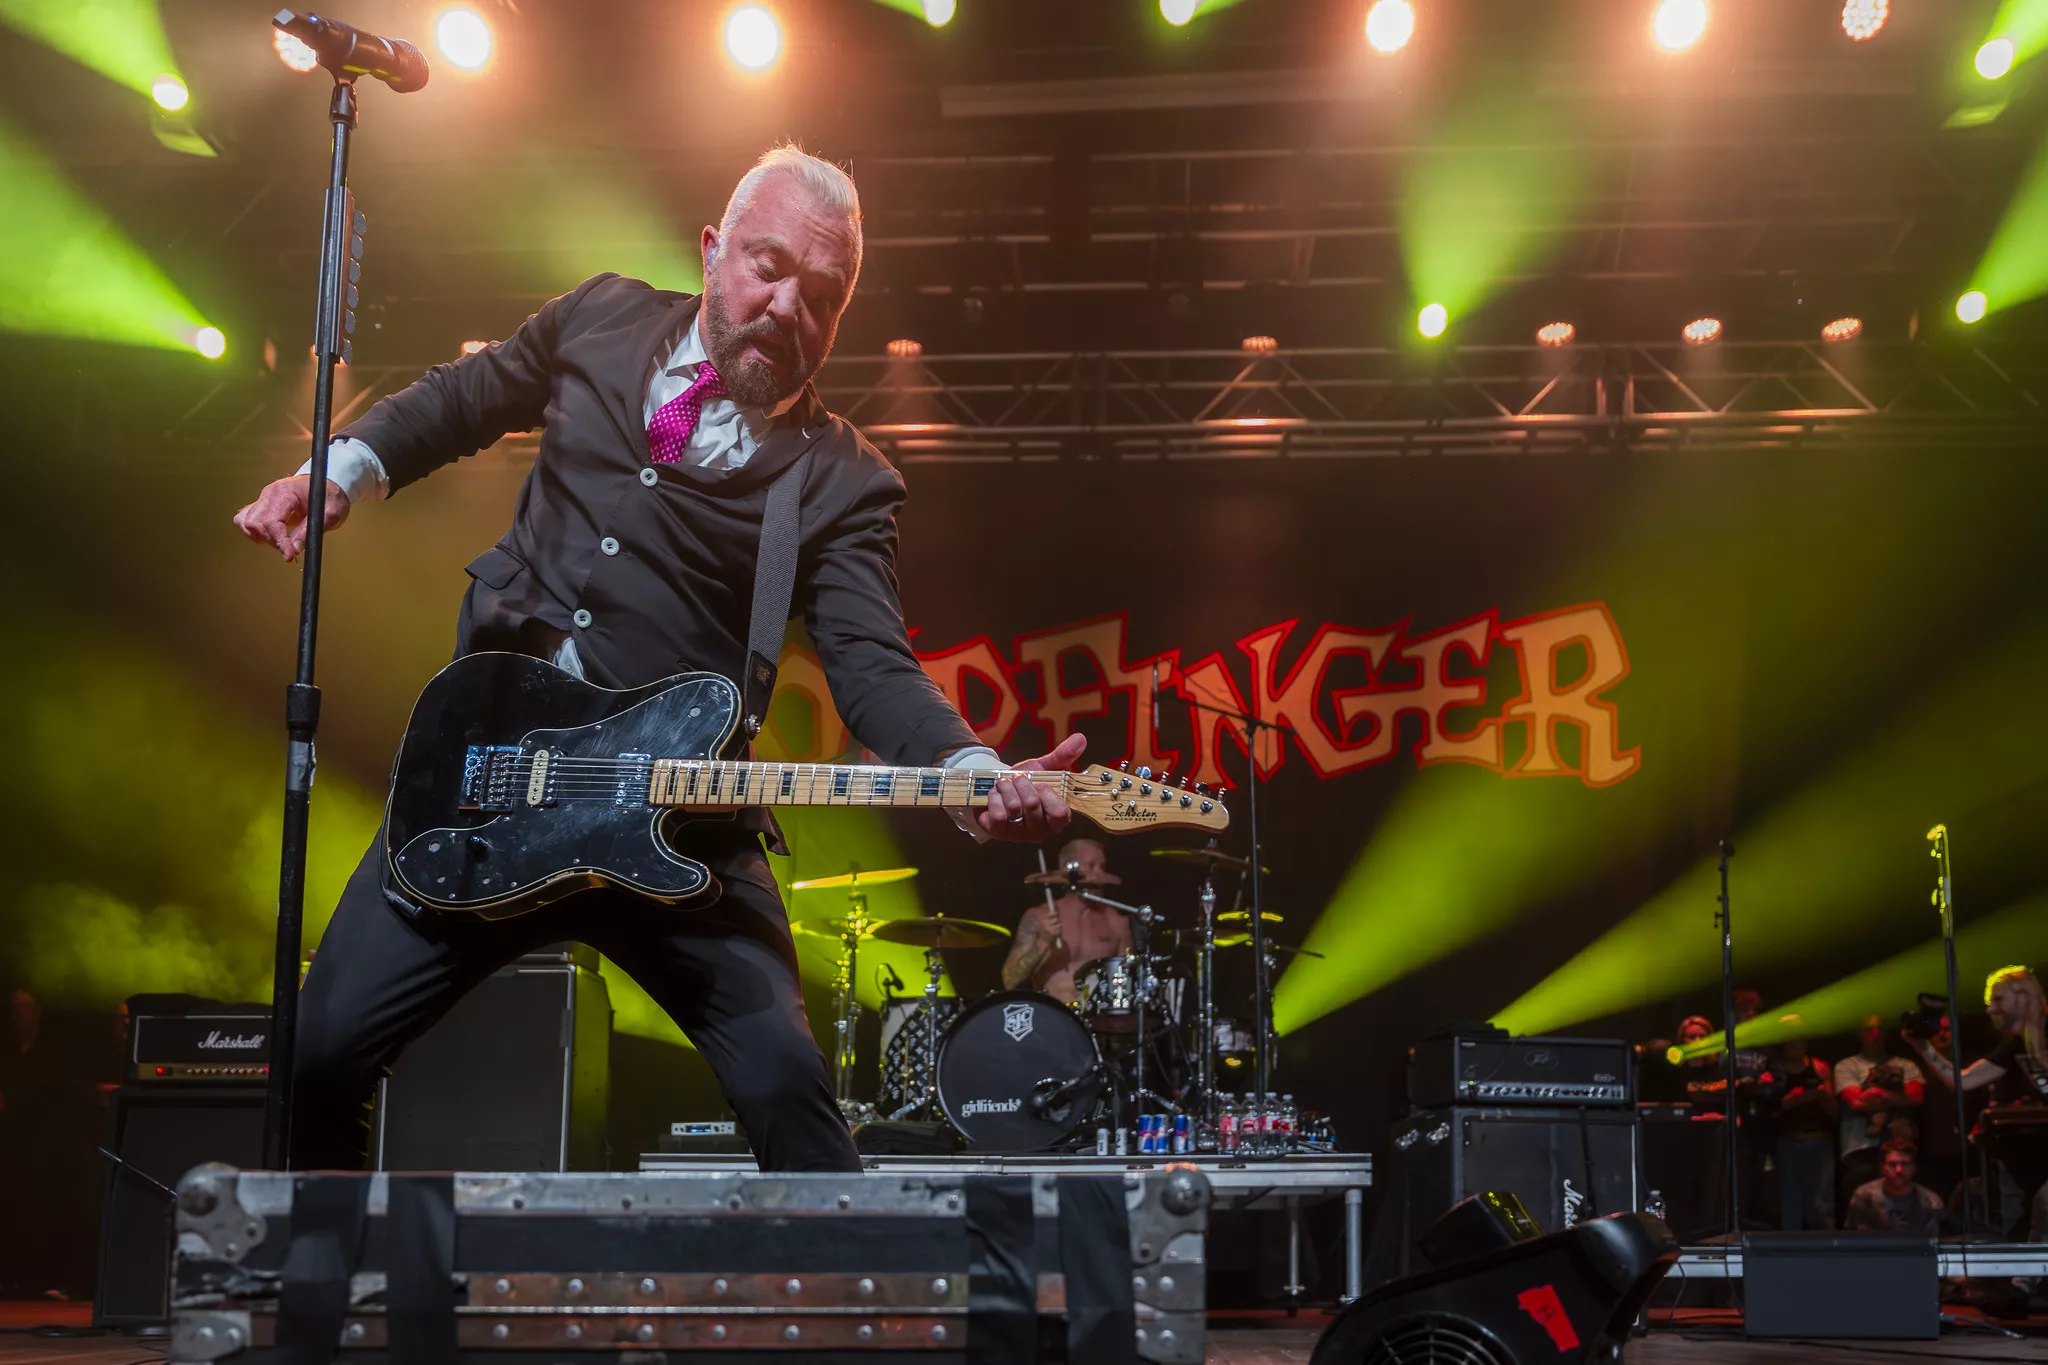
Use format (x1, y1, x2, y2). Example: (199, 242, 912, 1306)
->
(1003, 1002, 1035, 1041)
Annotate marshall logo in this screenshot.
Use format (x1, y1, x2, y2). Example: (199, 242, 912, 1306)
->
(960, 1098, 1024, 1116)
(198, 1030, 267, 1050)
(1560, 1176, 1585, 1228)
(1002, 1002, 1035, 1041)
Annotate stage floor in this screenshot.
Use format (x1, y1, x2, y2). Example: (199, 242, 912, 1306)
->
(3, 1305, 2041, 1363)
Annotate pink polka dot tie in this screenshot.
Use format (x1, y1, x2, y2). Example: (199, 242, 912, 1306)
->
(647, 360, 727, 464)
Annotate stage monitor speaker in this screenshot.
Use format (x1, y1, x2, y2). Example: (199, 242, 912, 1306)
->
(1373, 1105, 1640, 1283)
(94, 1084, 266, 1328)
(1741, 1233, 1939, 1339)
(373, 952, 610, 1171)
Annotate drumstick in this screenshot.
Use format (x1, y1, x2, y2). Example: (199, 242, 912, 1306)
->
(1034, 847, 1066, 952)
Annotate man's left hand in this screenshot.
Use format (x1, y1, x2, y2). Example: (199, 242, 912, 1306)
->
(978, 734, 1087, 843)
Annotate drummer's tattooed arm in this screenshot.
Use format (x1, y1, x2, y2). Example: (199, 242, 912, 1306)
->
(1001, 908, 1057, 990)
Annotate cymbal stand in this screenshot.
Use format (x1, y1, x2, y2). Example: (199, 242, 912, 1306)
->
(1077, 886, 1178, 1116)
(829, 886, 872, 1108)
(888, 946, 947, 1121)
(1195, 860, 1220, 1131)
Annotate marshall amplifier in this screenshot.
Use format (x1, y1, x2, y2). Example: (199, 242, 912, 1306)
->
(1369, 1105, 1642, 1283)
(128, 994, 271, 1083)
(1408, 1032, 1632, 1109)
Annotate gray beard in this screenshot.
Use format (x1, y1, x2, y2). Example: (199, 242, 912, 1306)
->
(701, 287, 811, 410)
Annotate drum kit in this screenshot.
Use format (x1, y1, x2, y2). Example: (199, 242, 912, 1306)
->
(789, 840, 1320, 1152)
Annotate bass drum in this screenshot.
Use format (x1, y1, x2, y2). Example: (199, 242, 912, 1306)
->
(936, 991, 1102, 1151)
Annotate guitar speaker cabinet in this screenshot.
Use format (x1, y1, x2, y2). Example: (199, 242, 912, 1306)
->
(95, 1084, 267, 1327)
(373, 949, 611, 1171)
(1371, 1106, 1641, 1283)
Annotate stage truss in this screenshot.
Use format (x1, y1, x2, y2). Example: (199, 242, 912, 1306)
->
(168, 339, 2045, 465)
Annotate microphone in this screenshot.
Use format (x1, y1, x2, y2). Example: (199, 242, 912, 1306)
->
(274, 10, 430, 93)
(882, 964, 905, 993)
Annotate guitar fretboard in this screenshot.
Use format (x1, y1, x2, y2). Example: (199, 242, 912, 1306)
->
(645, 760, 1070, 809)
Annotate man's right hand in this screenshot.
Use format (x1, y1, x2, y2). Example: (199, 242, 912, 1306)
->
(233, 475, 350, 561)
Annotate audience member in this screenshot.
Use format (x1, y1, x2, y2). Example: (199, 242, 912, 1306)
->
(1844, 1139, 1944, 1235)
(1835, 1015, 1925, 1211)
(1768, 1037, 1838, 1230)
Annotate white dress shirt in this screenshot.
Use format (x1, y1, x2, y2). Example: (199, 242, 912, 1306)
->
(300, 319, 1004, 826)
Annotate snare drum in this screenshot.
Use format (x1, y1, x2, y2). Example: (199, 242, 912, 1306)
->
(1074, 954, 1180, 1035)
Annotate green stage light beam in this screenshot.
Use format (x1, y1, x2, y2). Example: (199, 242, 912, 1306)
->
(1671, 889, 2048, 1061)
(474, 147, 702, 299)
(1969, 131, 2048, 316)
(1495, 621, 2048, 1036)
(1400, 96, 1588, 326)
(1984, 0, 2048, 66)
(868, 0, 959, 25)
(0, 118, 215, 351)
(1276, 445, 2048, 1039)
(0, 0, 184, 99)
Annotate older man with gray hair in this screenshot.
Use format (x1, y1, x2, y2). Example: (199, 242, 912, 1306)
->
(232, 146, 1083, 1173)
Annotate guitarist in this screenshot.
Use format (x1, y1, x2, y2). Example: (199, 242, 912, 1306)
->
(231, 146, 1082, 1173)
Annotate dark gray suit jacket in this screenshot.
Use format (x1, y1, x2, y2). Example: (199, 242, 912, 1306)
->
(342, 272, 980, 770)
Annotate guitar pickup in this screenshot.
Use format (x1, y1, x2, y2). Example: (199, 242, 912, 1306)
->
(525, 749, 558, 807)
(613, 753, 653, 810)
(460, 746, 524, 812)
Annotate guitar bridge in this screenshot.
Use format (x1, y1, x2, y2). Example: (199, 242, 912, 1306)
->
(460, 745, 524, 811)
(613, 753, 653, 810)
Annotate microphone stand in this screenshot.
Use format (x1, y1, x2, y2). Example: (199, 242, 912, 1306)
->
(1928, 825, 1976, 1252)
(261, 69, 365, 1171)
(1715, 839, 1740, 1239)
(1181, 691, 1296, 1108)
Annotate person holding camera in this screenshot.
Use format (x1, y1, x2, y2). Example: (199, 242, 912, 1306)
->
(1905, 966, 2047, 1240)
(1906, 966, 2048, 1105)
(1834, 1014, 1926, 1218)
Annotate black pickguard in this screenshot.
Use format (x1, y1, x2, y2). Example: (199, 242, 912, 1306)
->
(384, 652, 744, 917)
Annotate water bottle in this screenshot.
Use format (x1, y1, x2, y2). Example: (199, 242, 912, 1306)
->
(1278, 1094, 1297, 1153)
(1219, 1097, 1240, 1154)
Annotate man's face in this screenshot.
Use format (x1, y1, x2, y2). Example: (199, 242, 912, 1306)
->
(1988, 983, 2024, 1036)
(1068, 842, 1109, 883)
(1881, 1150, 1915, 1191)
(1734, 991, 1760, 1023)
(699, 175, 856, 409)
(1860, 1016, 1885, 1052)
(1932, 1015, 1952, 1050)
(1678, 1019, 1710, 1046)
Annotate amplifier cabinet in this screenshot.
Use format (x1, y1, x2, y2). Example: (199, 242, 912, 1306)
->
(94, 1084, 266, 1327)
(373, 958, 610, 1171)
(1373, 1105, 1641, 1282)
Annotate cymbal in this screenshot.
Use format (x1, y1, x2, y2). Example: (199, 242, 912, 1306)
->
(791, 866, 918, 892)
(1150, 847, 1269, 875)
(868, 918, 1012, 949)
(791, 917, 861, 940)
(1218, 910, 1285, 925)
(1023, 868, 1121, 888)
(1215, 935, 1322, 958)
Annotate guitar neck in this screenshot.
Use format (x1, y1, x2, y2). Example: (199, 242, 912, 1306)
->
(644, 759, 1066, 810)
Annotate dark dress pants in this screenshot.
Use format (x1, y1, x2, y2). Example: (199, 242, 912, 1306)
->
(289, 826, 860, 1173)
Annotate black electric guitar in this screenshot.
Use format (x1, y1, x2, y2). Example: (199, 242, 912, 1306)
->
(384, 652, 1230, 918)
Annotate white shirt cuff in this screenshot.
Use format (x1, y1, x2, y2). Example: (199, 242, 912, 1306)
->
(297, 437, 389, 504)
(942, 745, 1004, 843)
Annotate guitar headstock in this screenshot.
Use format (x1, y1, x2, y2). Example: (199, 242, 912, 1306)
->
(1067, 764, 1231, 835)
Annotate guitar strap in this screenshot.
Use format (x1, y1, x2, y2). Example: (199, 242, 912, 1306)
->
(742, 445, 815, 743)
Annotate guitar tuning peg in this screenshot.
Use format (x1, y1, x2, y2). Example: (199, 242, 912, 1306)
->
(1118, 760, 1130, 772)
